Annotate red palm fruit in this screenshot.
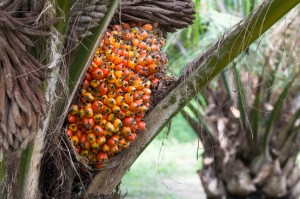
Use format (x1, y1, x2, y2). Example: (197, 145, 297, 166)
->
(130, 124, 136, 134)
(132, 91, 139, 99)
(87, 65, 94, 73)
(94, 162, 104, 169)
(76, 147, 81, 154)
(107, 73, 116, 83)
(77, 120, 83, 128)
(129, 102, 139, 112)
(103, 106, 112, 115)
(82, 80, 90, 90)
(91, 68, 104, 80)
(69, 105, 79, 115)
(122, 80, 129, 91)
(107, 91, 117, 98)
(127, 86, 136, 94)
(122, 69, 130, 80)
(122, 141, 130, 149)
(115, 63, 124, 70)
(85, 107, 94, 118)
(146, 55, 154, 65)
(91, 142, 100, 149)
(87, 133, 96, 143)
(99, 83, 108, 96)
(126, 133, 137, 142)
(96, 136, 106, 145)
(81, 149, 89, 157)
(101, 66, 109, 77)
(102, 144, 110, 153)
(81, 127, 87, 133)
(127, 60, 136, 70)
(139, 105, 148, 113)
(67, 114, 77, 123)
(124, 93, 133, 104)
(93, 56, 103, 66)
(93, 114, 103, 123)
(121, 103, 129, 112)
(82, 141, 91, 150)
(82, 117, 95, 130)
(99, 119, 107, 127)
(132, 38, 139, 47)
(107, 98, 116, 108)
(113, 118, 122, 129)
(108, 84, 116, 92)
(90, 79, 100, 88)
(79, 134, 87, 143)
(113, 55, 124, 65)
(68, 123, 78, 132)
(84, 93, 95, 103)
(71, 135, 79, 146)
(118, 137, 126, 146)
(115, 79, 123, 88)
(143, 88, 151, 95)
(117, 110, 125, 119)
(134, 65, 143, 74)
(93, 125, 104, 136)
(83, 103, 92, 109)
(107, 113, 116, 122)
(114, 88, 123, 96)
(85, 72, 92, 81)
(66, 129, 73, 138)
(106, 62, 115, 69)
(78, 109, 85, 119)
(75, 130, 83, 138)
(121, 22, 130, 29)
(114, 70, 123, 79)
(91, 101, 103, 112)
(105, 122, 115, 132)
(121, 127, 131, 136)
(125, 110, 133, 117)
(116, 96, 124, 106)
(109, 145, 119, 154)
(112, 106, 121, 114)
(106, 138, 116, 147)
(100, 95, 108, 104)
(141, 94, 150, 103)
(137, 121, 146, 131)
(122, 59, 128, 67)
(151, 77, 159, 88)
(96, 152, 108, 162)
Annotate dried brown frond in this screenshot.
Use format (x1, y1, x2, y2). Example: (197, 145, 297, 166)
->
(0, 0, 56, 157)
(115, 0, 196, 33)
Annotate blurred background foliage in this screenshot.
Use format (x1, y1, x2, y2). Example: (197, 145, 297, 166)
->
(121, 0, 300, 198)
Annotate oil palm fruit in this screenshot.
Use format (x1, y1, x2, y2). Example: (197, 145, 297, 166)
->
(65, 22, 167, 168)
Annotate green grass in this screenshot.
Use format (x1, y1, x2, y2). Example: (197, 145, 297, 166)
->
(120, 114, 204, 199)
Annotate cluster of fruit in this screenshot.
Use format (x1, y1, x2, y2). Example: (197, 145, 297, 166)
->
(65, 22, 166, 168)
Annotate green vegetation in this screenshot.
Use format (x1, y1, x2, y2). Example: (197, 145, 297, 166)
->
(122, 115, 202, 199)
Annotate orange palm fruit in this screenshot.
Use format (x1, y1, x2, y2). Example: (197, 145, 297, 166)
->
(65, 22, 167, 167)
(93, 125, 104, 136)
(87, 133, 96, 143)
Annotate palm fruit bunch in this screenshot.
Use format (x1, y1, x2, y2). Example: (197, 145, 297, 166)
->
(65, 22, 167, 168)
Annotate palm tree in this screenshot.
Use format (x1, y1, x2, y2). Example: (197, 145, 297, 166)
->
(180, 5, 300, 199)
(0, 0, 299, 198)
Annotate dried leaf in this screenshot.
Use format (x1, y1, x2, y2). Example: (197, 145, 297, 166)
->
(14, 127, 23, 142)
(14, 81, 29, 114)
(0, 69, 6, 121)
(11, 100, 24, 127)
(8, 104, 17, 136)
(18, 77, 41, 113)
